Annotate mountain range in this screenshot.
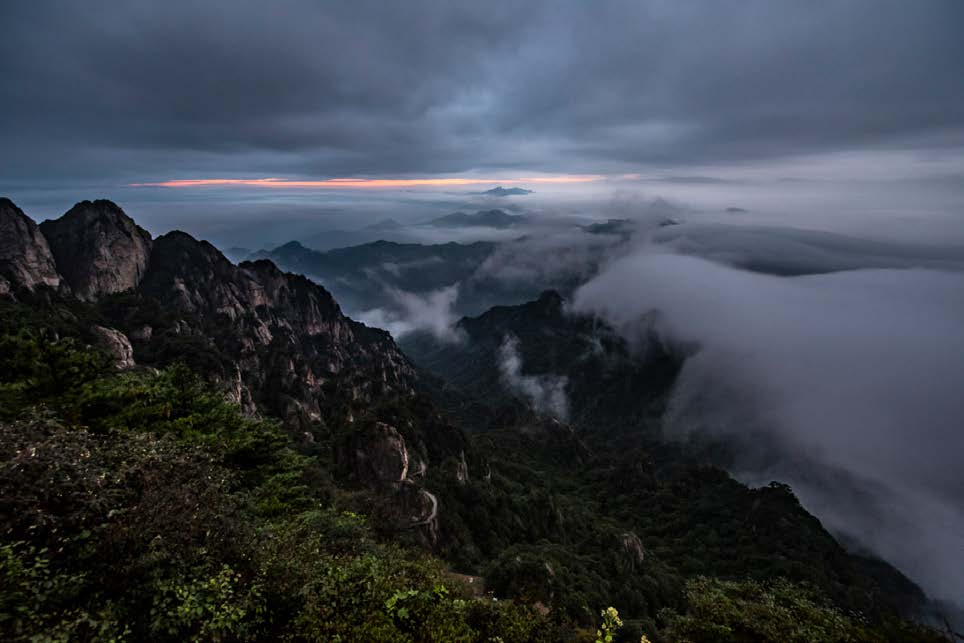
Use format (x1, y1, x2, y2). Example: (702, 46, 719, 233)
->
(251, 238, 497, 316)
(0, 196, 951, 641)
(301, 218, 415, 252)
(427, 209, 528, 229)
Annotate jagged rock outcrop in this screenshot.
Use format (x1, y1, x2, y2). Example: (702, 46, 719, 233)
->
(613, 531, 646, 574)
(39, 200, 152, 301)
(131, 230, 416, 427)
(369, 481, 439, 546)
(91, 326, 135, 370)
(0, 198, 63, 295)
(398, 484, 439, 543)
(344, 418, 455, 544)
(352, 422, 410, 484)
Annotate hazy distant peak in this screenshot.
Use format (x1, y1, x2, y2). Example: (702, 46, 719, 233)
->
(365, 218, 404, 231)
(481, 186, 533, 196)
(276, 240, 309, 252)
(429, 209, 527, 228)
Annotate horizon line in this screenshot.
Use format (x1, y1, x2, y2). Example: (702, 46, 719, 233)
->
(129, 175, 605, 189)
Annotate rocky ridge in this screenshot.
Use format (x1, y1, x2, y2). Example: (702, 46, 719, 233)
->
(0, 198, 63, 295)
(1, 197, 457, 541)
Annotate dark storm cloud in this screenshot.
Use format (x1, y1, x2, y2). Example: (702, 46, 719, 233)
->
(1, 0, 962, 185)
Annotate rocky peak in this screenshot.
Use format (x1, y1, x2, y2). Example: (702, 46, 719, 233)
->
(240, 260, 348, 331)
(134, 228, 416, 427)
(275, 240, 308, 253)
(141, 231, 247, 316)
(39, 200, 152, 301)
(0, 198, 63, 296)
(144, 232, 347, 329)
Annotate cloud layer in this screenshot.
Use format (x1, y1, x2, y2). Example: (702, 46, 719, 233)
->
(498, 335, 569, 421)
(357, 285, 462, 342)
(2, 1, 962, 186)
(572, 241, 964, 605)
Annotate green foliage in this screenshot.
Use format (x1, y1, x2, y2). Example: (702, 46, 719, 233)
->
(72, 365, 286, 463)
(0, 321, 555, 641)
(595, 606, 623, 643)
(0, 298, 946, 642)
(0, 540, 132, 642)
(660, 577, 853, 642)
(0, 328, 110, 418)
(659, 576, 949, 643)
(152, 565, 264, 641)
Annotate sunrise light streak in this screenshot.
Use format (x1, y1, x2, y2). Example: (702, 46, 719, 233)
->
(129, 175, 604, 189)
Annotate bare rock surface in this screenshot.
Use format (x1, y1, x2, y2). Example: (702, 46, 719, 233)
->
(39, 200, 152, 301)
(352, 422, 410, 484)
(134, 230, 416, 427)
(92, 325, 135, 370)
(0, 198, 63, 295)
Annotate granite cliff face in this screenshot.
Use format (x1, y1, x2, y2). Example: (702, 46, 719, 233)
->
(133, 229, 417, 428)
(39, 200, 152, 301)
(0, 197, 417, 432)
(0, 198, 63, 296)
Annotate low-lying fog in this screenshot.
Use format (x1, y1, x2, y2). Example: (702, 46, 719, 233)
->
(573, 224, 964, 609)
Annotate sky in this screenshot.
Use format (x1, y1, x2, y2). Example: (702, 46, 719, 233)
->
(1, 1, 963, 246)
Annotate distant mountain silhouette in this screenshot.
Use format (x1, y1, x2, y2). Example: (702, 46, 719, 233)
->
(480, 186, 532, 196)
(302, 218, 416, 251)
(429, 209, 527, 228)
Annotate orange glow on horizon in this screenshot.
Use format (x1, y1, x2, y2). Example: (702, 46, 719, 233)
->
(129, 175, 604, 189)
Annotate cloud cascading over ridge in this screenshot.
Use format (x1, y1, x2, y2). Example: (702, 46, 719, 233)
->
(572, 236, 964, 606)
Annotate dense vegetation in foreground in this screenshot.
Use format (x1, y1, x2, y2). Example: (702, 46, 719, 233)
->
(1, 297, 949, 642)
(0, 306, 554, 641)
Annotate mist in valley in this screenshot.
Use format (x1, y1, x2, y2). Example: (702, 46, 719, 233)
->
(295, 195, 964, 614)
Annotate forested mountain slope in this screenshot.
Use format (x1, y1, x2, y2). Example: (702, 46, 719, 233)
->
(0, 198, 948, 642)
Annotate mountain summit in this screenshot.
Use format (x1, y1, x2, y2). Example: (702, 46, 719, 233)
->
(39, 200, 152, 301)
